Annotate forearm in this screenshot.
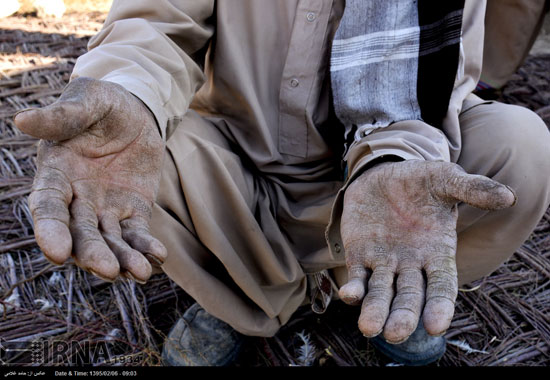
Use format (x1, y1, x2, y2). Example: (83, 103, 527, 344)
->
(71, 0, 215, 139)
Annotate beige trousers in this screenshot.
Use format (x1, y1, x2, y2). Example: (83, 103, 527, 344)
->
(481, 0, 549, 88)
(151, 100, 550, 337)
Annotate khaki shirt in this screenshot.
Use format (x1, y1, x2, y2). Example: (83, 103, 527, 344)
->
(72, 0, 486, 264)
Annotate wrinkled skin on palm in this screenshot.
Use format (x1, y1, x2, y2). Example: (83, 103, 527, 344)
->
(15, 78, 516, 342)
(14, 77, 167, 284)
(340, 160, 516, 343)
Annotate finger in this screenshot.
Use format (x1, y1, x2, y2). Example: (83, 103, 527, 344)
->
(422, 254, 458, 336)
(13, 78, 110, 141)
(438, 165, 517, 210)
(99, 213, 152, 284)
(28, 166, 72, 265)
(14, 103, 90, 141)
(70, 199, 120, 281)
(358, 266, 395, 337)
(120, 216, 167, 266)
(383, 268, 425, 344)
(339, 265, 368, 306)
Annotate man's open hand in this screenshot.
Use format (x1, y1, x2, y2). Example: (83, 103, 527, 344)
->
(339, 160, 516, 344)
(14, 77, 167, 283)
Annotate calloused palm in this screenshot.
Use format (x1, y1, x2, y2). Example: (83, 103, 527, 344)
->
(14, 77, 167, 283)
(340, 160, 516, 343)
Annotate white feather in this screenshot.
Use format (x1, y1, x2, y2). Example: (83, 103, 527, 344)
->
(448, 339, 489, 354)
(295, 331, 316, 366)
(34, 298, 53, 311)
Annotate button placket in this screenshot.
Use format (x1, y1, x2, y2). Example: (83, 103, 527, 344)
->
(278, 0, 333, 158)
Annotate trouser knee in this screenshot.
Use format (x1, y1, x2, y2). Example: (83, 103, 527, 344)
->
(456, 102, 550, 284)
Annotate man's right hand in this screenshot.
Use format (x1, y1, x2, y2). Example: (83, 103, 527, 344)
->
(14, 77, 167, 283)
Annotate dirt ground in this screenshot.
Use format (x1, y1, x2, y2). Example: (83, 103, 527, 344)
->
(531, 12, 550, 56)
(0, 7, 549, 367)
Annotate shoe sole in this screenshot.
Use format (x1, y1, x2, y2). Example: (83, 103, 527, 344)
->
(370, 335, 446, 366)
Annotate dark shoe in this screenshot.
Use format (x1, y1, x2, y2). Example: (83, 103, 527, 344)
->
(370, 321, 446, 366)
(162, 303, 244, 366)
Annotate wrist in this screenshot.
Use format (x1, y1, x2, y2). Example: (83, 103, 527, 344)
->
(347, 155, 405, 182)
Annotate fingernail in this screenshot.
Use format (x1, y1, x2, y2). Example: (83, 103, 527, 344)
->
(504, 185, 518, 206)
(386, 337, 409, 345)
(145, 253, 164, 266)
(89, 269, 116, 283)
(13, 108, 37, 119)
(362, 328, 384, 339)
(121, 271, 147, 285)
(43, 254, 64, 266)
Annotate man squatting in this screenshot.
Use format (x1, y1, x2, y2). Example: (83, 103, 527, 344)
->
(13, 0, 550, 366)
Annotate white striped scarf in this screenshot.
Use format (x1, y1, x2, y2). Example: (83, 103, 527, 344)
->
(330, 0, 465, 151)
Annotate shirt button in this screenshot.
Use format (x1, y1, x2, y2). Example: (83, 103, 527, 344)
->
(290, 78, 300, 87)
(334, 243, 341, 253)
(306, 12, 316, 22)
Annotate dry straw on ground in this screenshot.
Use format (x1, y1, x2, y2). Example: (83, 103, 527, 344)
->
(0, 10, 549, 367)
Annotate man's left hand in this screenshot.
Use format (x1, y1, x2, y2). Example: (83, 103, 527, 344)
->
(339, 160, 516, 343)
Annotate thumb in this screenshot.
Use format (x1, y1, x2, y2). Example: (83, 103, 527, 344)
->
(438, 164, 517, 211)
(13, 77, 110, 141)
